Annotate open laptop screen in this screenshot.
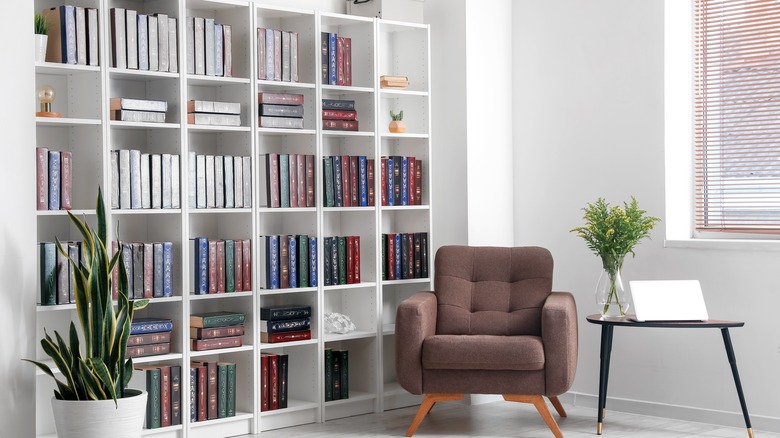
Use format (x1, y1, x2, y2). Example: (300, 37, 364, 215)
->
(629, 280, 709, 322)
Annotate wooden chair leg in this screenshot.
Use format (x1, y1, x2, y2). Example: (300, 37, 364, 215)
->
(548, 395, 567, 417)
(406, 393, 463, 437)
(503, 394, 564, 438)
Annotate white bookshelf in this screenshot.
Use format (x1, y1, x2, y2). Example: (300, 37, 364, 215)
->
(33, 1, 430, 436)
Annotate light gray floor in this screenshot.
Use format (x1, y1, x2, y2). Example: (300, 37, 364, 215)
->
(236, 401, 779, 437)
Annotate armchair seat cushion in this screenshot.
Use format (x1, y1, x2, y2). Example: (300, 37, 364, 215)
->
(422, 334, 544, 371)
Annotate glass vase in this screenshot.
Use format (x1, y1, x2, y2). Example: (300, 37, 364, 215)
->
(595, 268, 630, 317)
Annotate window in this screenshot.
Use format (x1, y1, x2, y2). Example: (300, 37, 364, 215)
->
(694, 0, 780, 235)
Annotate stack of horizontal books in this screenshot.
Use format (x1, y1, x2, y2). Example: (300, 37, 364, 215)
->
(110, 97, 167, 123)
(190, 311, 245, 351)
(260, 305, 312, 343)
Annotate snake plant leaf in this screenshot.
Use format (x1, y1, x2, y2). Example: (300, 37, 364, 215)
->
(89, 358, 118, 405)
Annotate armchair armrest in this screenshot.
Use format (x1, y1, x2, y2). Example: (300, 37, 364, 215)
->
(395, 291, 438, 395)
(542, 291, 578, 396)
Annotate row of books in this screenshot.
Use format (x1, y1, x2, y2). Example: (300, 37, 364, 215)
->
(114, 241, 174, 300)
(190, 238, 252, 294)
(188, 154, 252, 209)
(322, 236, 361, 286)
(190, 361, 237, 422)
(258, 235, 318, 290)
(381, 156, 424, 206)
(260, 352, 289, 411)
(35, 148, 72, 211)
(128, 317, 173, 359)
(324, 348, 349, 401)
(110, 97, 168, 123)
(187, 99, 241, 127)
(323, 155, 375, 208)
(259, 154, 316, 208)
(190, 311, 245, 351)
(38, 241, 80, 306)
(381, 232, 429, 281)
(257, 28, 299, 83)
(258, 91, 306, 129)
(42, 5, 99, 66)
(136, 364, 182, 429)
(322, 99, 359, 131)
(321, 32, 352, 86)
(260, 305, 313, 344)
(186, 16, 233, 77)
(109, 8, 178, 72)
(110, 150, 181, 210)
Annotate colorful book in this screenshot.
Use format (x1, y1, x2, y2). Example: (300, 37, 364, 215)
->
(260, 305, 312, 321)
(130, 318, 173, 334)
(260, 317, 311, 334)
(190, 311, 246, 328)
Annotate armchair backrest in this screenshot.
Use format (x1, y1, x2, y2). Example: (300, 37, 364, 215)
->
(434, 246, 553, 336)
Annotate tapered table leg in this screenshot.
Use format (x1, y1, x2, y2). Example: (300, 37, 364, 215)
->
(597, 325, 614, 435)
(721, 328, 753, 438)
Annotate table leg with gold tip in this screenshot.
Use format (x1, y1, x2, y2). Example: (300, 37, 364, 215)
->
(596, 325, 614, 434)
(721, 328, 753, 438)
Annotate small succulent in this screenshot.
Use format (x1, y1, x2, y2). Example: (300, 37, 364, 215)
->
(35, 11, 48, 35)
(390, 110, 404, 121)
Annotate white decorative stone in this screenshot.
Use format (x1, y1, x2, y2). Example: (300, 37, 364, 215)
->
(324, 312, 356, 334)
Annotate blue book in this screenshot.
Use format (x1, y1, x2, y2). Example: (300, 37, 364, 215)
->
(333, 156, 343, 207)
(323, 157, 335, 207)
(394, 233, 402, 280)
(328, 32, 337, 85)
(121, 243, 134, 293)
(39, 242, 57, 305)
(288, 235, 297, 288)
(279, 154, 290, 208)
(215, 24, 224, 77)
(153, 242, 163, 297)
(130, 317, 173, 334)
(48, 151, 61, 210)
(138, 14, 149, 70)
(386, 157, 394, 206)
(309, 237, 318, 287)
(358, 156, 368, 206)
(401, 156, 409, 206)
(192, 237, 208, 294)
(265, 28, 274, 80)
(323, 237, 332, 286)
(61, 5, 77, 64)
(162, 241, 173, 297)
(298, 235, 308, 288)
(189, 367, 197, 422)
(269, 235, 280, 289)
(330, 237, 339, 286)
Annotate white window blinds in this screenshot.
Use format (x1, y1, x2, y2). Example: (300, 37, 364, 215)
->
(694, 0, 780, 233)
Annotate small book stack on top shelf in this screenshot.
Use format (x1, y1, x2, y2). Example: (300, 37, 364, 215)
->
(322, 99, 358, 131)
(190, 311, 245, 351)
(187, 100, 241, 127)
(258, 92, 305, 129)
(380, 75, 409, 89)
(128, 317, 173, 358)
(260, 305, 312, 343)
(110, 98, 168, 123)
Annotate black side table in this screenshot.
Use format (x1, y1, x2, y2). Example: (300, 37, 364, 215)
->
(586, 314, 753, 438)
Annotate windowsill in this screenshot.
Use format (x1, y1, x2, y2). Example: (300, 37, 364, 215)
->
(664, 238, 780, 252)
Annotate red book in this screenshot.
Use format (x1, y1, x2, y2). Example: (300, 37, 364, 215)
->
(387, 233, 396, 280)
(407, 233, 414, 278)
(323, 120, 359, 131)
(260, 353, 269, 411)
(196, 364, 207, 421)
(208, 241, 217, 293)
(344, 37, 352, 86)
(289, 154, 298, 208)
(269, 354, 279, 410)
(242, 240, 251, 290)
(143, 243, 153, 298)
(257, 92, 304, 105)
(297, 153, 306, 208)
(128, 331, 172, 346)
(381, 158, 387, 206)
(160, 365, 171, 427)
(321, 109, 357, 120)
(261, 330, 312, 343)
(125, 342, 171, 358)
(268, 153, 280, 208)
(341, 155, 351, 207)
(191, 336, 243, 351)
(367, 159, 375, 206)
(415, 159, 422, 205)
(349, 156, 358, 207)
(234, 240, 243, 291)
(60, 150, 72, 210)
(346, 236, 354, 284)
(407, 157, 416, 206)
(336, 36, 345, 85)
(353, 235, 361, 283)
(280, 234, 289, 288)
(207, 361, 218, 419)
(305, 154, 315, 207)
(191, 325, 245, 340)
(36, 147, 48, 210)
(216, 240, 226, 293)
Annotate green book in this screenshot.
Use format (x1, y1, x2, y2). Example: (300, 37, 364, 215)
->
(143, 367, 161, 429)
(298, 235, 309, 287)
(337, 236, 347, 285)
(226, 362, 237, 417)
(323, 157, 334, 207)
(332, 348, 341, 400)
(217, 363, 228, 418)
(381, 234, 387, 281)
(338, 349, 348, 399)
(225, 239, 235, 292)
(190, 311, 246, 328)
(324, 348, 333, 401)
(280, 154, 290, 208)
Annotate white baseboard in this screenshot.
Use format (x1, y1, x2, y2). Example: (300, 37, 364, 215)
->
(559, 392, 780, 433)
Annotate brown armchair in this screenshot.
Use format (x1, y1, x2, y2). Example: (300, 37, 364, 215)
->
(396, 246, 578, 437)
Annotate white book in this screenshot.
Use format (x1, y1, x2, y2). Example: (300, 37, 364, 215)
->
(282, 30, 290, 82)
(151, 154, 162, 209)
(119, 150, 130, 208)
(215, 24, 223, 77)
(223, 24, 232, 77)
(290, 31, 298, 82)
(75, 7, 87, 65)
(137, 14, 149, 70)
(162, 153, 172, 209)
(148, 15, 159, 71)
(86, 8, 99, 66)
(224, 155, 234, 208)
(125, 9, 138, 69)
(129, 149, 141, 208)
(194, 17, 205, 75)
(243, 156, 252, 207)
(234, 156, 243, 208)
(258, 154, 269, 208)
(215, 155, 224, 208)
(110, 8, 126, 69)
(196, 154, 206, 208)
(156, 14, 169, 72)
(186, 17, 195, 74)
(110, 151, 119, 209)
(204, 18, 215, 76)
(205, 155, 216, 208)
(171, 155, 180, 209)
(188, 152, 196, 208)
(265, 28, 274, 80)
(168, 18, 178, 73)
(140, 153, 151, 208)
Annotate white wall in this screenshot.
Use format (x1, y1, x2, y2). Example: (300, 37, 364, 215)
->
(513, 0, 780, 430)
(0, 1, 36, 436)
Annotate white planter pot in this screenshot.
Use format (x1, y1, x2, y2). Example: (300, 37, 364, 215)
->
(35, 34, 48, 63)
(51, 389, 147, 438)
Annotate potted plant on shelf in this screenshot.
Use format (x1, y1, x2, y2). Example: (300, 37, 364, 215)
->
(25, 188, 149, 438)
(389, 110, 406, 133)
(34, 11, 48, 62)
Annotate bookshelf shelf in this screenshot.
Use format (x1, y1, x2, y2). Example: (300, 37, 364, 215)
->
(259, 338, 318, 349)
(109, 121, 181, 130)
(111, 208, 183, 215)
(323, 206, 376, 213)
(382, 278, 431, 286)
(35, 62, 101, 75)
(258, 286, 317, 295)
(188, 207, 253, 214)
(189, 345, 254, 358)
(36, 117, 101, 126)
(323, 330, 375, 342)
(186, 75, 251, 86)
(36, 209, 95, 217)
(259, 398, 318, 416)
(36, 304, 76, 312)
(379, 89, 428, 97)
(321, 85, 375, 94)
(109, 68, 180, 81)
(382, 323, 395, 335)
(380, 205, 430, 211)
(256, 207, 316, 213)
(323, 282, 377, 291)
(321, 130, 374, 137)
(186, 124, 252, 132)
(257, 127, 316, 136)
(256, 80, 316, 90)
(380, 133, 429, 139)
(141, 424, 184, 436)
(134, 353, 185, 365)
(189, 291, 254, 300)
(188, 412, 254, 428)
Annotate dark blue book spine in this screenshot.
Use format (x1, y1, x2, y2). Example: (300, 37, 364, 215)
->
(48, 151, 61, 210)
(394, 234, 402, 280)
(330, 237, 339, 286)
(288, 235, 297, 288)
(298, 235, 308, 288)
(40, 242, 57, 305)
(163, 241, 173, 297)
(279, 154, 290, 208)
(122, 243, 134, 293)
(269, 235, 280, 289)
(401, 156, 409, 206)
(328, 32, 337, 85)
(193, 237, 208, 294)
(386, 157, 394, 206)
(359, 156, 367, 206)
(62, 5, 77, 64)
(130, 319, 173, 334)
(309, 237, 318, 287)
(323, 237, 332, 286)
(153, 242, 164, 298)
(190, 367, 197, 422)
(333, 156, 343, 207)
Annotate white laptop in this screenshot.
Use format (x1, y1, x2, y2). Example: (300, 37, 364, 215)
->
(629, 280, 709, 322)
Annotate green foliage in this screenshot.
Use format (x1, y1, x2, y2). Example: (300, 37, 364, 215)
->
(34, 12, 48, 35)
(390, 110, 404, 121)
(25, 188, 148, 405)
(571, 196, 660, 273)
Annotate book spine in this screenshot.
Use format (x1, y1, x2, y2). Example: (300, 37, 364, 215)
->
(346, 236, 354, 285)
(226, 363, 237, 416)
(321, 32, 329, 84)
(143, 242, 153, 298)
(260, 354, 269, 411)
(197, 365, 207, 421)
(132, 242, 144, 298)
(36, 148, 49, 210)
(336, 36, 345, 85)
(306, 155, 315, 207)
(129, 150, 142, 209)
(359, 156, 367, 206)
(150, 154, 161, 209)
(323, 157, 334, 207)
(288, 155, 298, 209)
(172, 155, 180, 209)
(330, 237, 339, 285)
(191, 325, 245, 339)
(341, 155, 351, 207)
(122, 243, 134, 292)
(386, 157, 395, 206)
(215, 23, 224, 77)
(127, 330, 171, 346)
(169, 18, 178, 73)
(130, 320, 173, 334)
(193, 314, 246, 328)
(350, 156, 359, 206)
(278, 354, 288, 409)
(321, 99, 356, 110)
(233, 156, 243, 208)
(140, 153, 151, 208)
(269, 354, 279, 409)
(394, 233, 402, 280)
(401, 156, 409, 206)
(125, 9, 138, 69)
(162, 154, 172, 209)
(291, 31, 299, 82)
(339, 350, 349, 399)
(332, 348, 341, 400)
(407, 233, 415, 278)
(160, 365, 171, 427)
(111, 151, 119, 209)
(66, 244, 76, 302)
(60, 151, 72, 210)
(288, 235, 297, 288)
(322, 119, 359, 131)
(259, 104, 304, 118)
(257, 28, 266, 80)
(162, 241, 173, 297)
(171, 365, 182, 425)
(242, 239, 251, 290)
(243, 156, 252, 208)
(260, 306, 312, 320)
(328, 33, 337, 85)
(63, 5, 77, 64)
(274, 30, 282, 81)
(368, 159, 375, 206)
(261, 318, 310, 334)
(354, 236, 361, 283)
(298, 235, 309, 288)
(258, 116, 304, 129)
(279, 234, 289, 289)
(324, 348, 333, 401)
(387, 234, 395, 280)
(265, 28, 274, 80)
(400, 234, 408, 280)
(323, 237, 332, 286)
(86, 8, 99, 66)
(234, 239, 243, 291)
(408, 157, 416, 206)
(382, 235, 387, 280)
(186, 17, 195, 74)
(225, 240, 235, 292)
(194, 17, 205, 75)
(414, 233, 422, 278)
(321, 109, 357, 120)
(279, 155, 290, 208)
(257, 92, 305, 105)
(207, 362, 218, 419)
(344, 37, 352, 86)
(416, 159, 423, 205)
(310, 237, 318, 287)
(217, 363, 227, 418)
(148, 15, 158, 71)
(39, 243, 56, 305)
(262, 330, 311, 343)
(48, 151, 60, 210)
(216, 240, 226, 293)
(146, 368, 162, 428)
(421, 232, 429, 278)
(338, 237, 347, 285)
(204, 18, 215, 76)
(189, 367, 197, 422)
(381, 158, 387, 206)
(223, 24, 232, 77)
(282, 30, 291, 82)
(110, 8, 126, 68)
